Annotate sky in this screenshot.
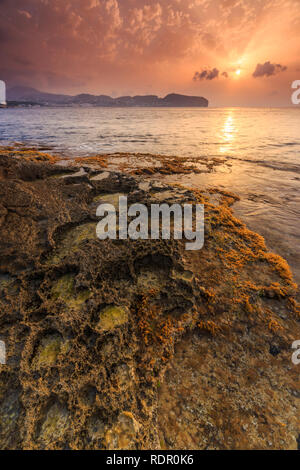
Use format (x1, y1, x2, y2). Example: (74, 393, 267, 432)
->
(0, 0, 299, 106)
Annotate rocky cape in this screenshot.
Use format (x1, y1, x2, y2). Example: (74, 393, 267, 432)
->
(0, 146, 299, 450)
(7, 87, 208, 108)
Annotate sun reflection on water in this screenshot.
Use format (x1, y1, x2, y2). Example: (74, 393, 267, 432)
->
(219, 112, 236, 154)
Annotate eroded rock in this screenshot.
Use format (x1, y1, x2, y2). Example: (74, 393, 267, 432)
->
(0, 150, 299, 450)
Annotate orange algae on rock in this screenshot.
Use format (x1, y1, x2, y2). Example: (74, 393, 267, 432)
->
(0, 145, 59, 164)
(74, 155, 108, 168)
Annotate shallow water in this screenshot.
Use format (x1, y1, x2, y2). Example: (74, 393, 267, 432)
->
(0, 106, 299, 281)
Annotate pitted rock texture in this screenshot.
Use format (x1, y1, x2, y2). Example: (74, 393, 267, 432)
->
(0, 152, 299, 450)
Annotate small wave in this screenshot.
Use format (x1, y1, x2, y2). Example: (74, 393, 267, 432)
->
(229, 155, 300, 174)
(268, 142, 299, 148)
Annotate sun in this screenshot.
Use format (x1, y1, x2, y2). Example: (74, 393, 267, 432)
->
(235, 69, 241, 76)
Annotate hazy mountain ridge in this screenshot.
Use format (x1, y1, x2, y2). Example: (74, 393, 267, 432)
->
(7, 86, 208, 107)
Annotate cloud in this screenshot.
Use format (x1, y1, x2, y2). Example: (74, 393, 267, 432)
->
(252, 61, 287, 78)
(193, 68, 230, 81)
(193, 68, 219, 81)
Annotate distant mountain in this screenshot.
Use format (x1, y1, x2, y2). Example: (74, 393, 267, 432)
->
(7, 87, 208, 107)
(7, 86, 71, 105)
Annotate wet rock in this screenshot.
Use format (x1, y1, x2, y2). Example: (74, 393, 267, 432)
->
(138, 182, 151, 192)
(92, 193, 125, 208)
(62, 167, 89, 184)
(90, 172, 110, 181)
(151, 182, 170, 192)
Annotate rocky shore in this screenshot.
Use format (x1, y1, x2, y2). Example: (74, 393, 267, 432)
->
(0, 147, 299, 449)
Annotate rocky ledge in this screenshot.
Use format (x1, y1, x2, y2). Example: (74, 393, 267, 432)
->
(0, 149, 299, 450)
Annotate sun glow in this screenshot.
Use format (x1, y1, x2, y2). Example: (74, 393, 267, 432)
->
(235, 69, 241, 76)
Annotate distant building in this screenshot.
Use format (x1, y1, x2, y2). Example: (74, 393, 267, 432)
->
(0, 80, 7, 106)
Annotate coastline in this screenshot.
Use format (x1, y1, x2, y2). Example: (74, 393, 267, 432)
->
(0, 146, 299, 449)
